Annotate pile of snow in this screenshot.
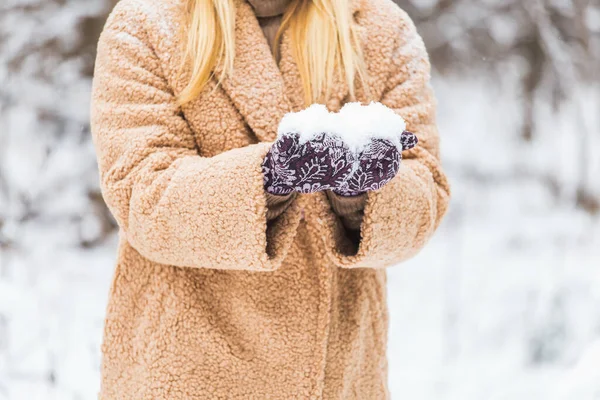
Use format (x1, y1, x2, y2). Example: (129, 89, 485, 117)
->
(277, 102, 407, 154)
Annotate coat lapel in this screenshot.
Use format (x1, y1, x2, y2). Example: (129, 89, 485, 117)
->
(277, 30, 305, 113)
(216, 0, 292, 143)
(216, 0, 365, 140)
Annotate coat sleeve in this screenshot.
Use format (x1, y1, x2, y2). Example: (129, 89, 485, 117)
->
(91, 3, 301, 271)
(314, 9, 450, 269)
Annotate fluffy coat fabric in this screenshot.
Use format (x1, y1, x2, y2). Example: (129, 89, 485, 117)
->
(90, 0, 450, 398)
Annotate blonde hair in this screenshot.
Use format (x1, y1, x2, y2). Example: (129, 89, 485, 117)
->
(178, 0, 367, 106)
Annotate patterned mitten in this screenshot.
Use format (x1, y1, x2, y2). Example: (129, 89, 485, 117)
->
(333, 131, 417, 197)
(263, 102, 418, 197)
(262, 132, 355, 195)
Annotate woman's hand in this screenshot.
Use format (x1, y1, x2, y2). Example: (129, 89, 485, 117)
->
(262, 132, 355, 195)
(333, 131, 418, 197)
(263, 130, 417, 196)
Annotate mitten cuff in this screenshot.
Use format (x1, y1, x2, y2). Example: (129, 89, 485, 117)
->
(266, 192, 296, 220)
(326, 191, 367, 231)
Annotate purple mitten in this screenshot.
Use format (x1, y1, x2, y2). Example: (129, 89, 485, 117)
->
(264, 102, 418, 197)
(262, 132, 355, 195)
(333, 130, 418, 197)
(400, 130, 418, 151)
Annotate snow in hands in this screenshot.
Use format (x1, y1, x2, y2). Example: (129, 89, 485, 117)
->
(263, 102, 418, 196)
(277, 102, 417, 155)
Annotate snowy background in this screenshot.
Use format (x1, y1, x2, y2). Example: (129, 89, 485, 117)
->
(1, 0, 599, 399)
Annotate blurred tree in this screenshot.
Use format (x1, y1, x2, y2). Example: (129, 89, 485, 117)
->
(0, 0, 118, 250)
(394, 0, 599, 213)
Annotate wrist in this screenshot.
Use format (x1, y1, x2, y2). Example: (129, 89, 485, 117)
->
(326, 190, 367, 215)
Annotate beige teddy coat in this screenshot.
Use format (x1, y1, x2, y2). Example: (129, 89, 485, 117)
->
(90, 0, 450, 398)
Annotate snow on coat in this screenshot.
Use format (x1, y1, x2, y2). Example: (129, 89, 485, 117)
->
(90, 0, 450, 398)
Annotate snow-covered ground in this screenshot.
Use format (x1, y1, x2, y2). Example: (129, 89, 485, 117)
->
(1, 0, 599, 398)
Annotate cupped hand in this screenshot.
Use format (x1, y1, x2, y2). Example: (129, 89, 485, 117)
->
(333, 131, 418, 197)
(262, 132, 356, 195)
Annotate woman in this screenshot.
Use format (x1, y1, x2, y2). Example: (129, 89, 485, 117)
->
(91, 0, 450, 398)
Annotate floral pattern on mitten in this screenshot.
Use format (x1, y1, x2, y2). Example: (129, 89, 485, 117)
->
(400, 130, 418, 151)
(263, 132, 356, 195)
(333, 131, 418, 197)
(333, 138, 400, 196)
